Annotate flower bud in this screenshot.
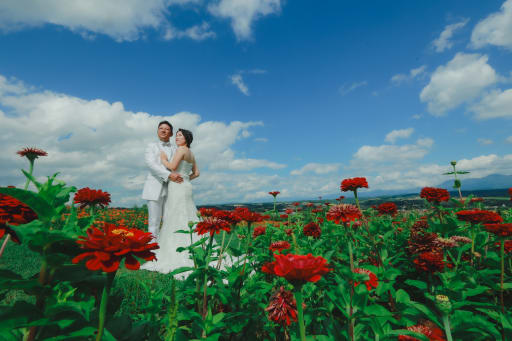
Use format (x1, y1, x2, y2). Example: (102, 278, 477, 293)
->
(435, 294, 452, 314)
(450, 160, 457, 166)
(188, 221, 196, 228)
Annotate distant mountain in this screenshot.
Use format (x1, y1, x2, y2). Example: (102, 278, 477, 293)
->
(439, 173, 512, 191)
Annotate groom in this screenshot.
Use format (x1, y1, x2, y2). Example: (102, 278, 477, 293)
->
(142, 120, 183, 240)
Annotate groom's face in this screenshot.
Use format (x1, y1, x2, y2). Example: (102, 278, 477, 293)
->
(157, 124, 172, 142)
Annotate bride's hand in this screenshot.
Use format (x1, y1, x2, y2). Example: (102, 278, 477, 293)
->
(160, 151, 168, 162)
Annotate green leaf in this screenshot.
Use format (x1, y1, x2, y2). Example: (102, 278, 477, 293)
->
(404, 279, 427, 290)
(363, 304, 393, 317)
(395, 289, 411, 304)
(0, 187, 54, 222)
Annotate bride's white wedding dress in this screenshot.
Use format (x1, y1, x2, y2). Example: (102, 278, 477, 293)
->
(142, 160, 199, 274)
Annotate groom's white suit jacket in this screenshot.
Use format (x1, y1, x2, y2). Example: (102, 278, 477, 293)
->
(142, 141, 177, 201)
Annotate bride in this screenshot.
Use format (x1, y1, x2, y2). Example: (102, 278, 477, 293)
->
(141, 128, 200, 274)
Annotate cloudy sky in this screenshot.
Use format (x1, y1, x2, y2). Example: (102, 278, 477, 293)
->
(1, 0, 512, 206)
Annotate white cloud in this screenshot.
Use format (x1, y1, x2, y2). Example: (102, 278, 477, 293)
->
(477, 138, 493, 145)
(420, 53, 498, 115)
(352, 138, 434, 164)
(230, 74, 249, 95)
(208, 0, 281, 41)
(0, 0, 202, 42)
(164, 22, 216, 41)
(254, 137, 268, 142)
(290, 163, 341, 176)
(339, 81, 368, 96)
(412, 114, 422, 120)
(0, 74, 283, 206)
(391, 65, 426, 85)
(384, 128, 414, 143)
(470, 88, 512, 120)
(507, 136, 512, 143)
(471, 0, 512, 50)
(347, 153, 512, 193)
(432, 19, 469, 52)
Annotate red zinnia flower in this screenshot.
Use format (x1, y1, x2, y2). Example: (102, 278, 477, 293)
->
(377, 202, 397, 216)
(456, 210, 503, 225)
(16, 147, 48, 161)
(0, 191, 38, 243)
(262, 253, 331, 285)
(497, 240, 512, 254)
(353, 268, 378, 291)
(413, 251, 449, 273)
(269, 191, 280, 198)
(234, 207, 264, 223)
(265, 286, 299, 326)
(74, 187, 111, 209)
(420, 187, 450, 204)
(484, 223, 512, 237)
(285, 208, 294, 215)
(303, 222, 321, 238)
(213, 209, 242, 225)
(326, 204, 362, 225)
(196, 216, 231, 236)
(199, 207, 218, 217)
(398, 321, 446, 341)
(336, 196, 345, 202)
(72, 223, 159, 272)
(341, 177, 368, 192)
(253, 225, 266, 238)
(269, 241, 291, 253)
(280, 214, 288, 220)
(285, 228, 294, 236)
(469, 197, 484, 204)
(509, 188, 512, 200)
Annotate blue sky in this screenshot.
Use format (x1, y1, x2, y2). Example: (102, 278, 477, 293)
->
(1, 0, 511, 205)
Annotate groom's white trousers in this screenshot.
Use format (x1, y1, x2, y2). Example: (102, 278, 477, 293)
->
(147, 196, 165, 239)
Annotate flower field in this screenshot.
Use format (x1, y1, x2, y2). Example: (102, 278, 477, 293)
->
(1, 152, 512, 340)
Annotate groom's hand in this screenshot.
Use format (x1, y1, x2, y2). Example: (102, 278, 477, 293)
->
(169, 173, 183, 183)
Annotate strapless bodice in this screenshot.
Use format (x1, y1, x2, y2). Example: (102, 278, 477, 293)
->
(176, 161, 193, 180)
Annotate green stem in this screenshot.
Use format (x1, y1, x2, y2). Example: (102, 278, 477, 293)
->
(500, 239, 505, 314)
(353, 189, 361, 213)
(24, 159, 34, 190)
(294, 288, 306, 341)
(442, 315, 453, 341)
(96, 271, 117, 341)
(348, 239, 354, 271)
(202, 235, 214, 319)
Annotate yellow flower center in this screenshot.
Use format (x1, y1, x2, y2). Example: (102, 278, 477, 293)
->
(111, 229, 134, 238)
(436, 294, 449, 302)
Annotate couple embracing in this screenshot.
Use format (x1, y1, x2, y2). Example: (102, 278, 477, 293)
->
(140, 120, 200, 273)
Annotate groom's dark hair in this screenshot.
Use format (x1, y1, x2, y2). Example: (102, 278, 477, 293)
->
(158, 120, 173, 133)
(178, 128, 193, 147)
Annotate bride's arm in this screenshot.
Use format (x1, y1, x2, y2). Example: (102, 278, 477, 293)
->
(190, 158, 200, 180)
(160, 148, 184, 171)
